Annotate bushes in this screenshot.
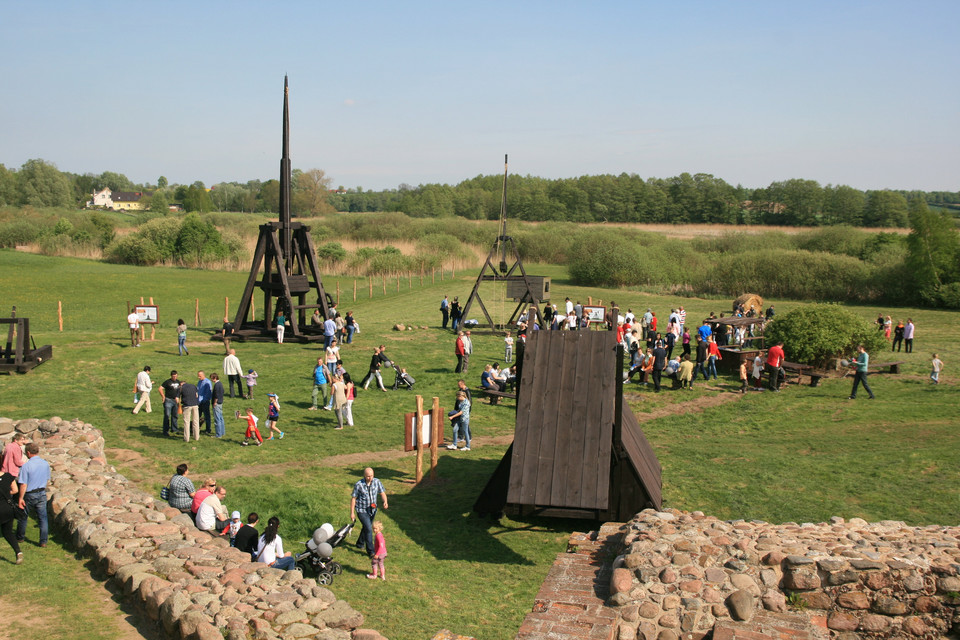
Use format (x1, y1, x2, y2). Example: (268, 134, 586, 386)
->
(764, 304, 888, 367)
(105, 235, 162, 265)
(0, 220, 43, 247)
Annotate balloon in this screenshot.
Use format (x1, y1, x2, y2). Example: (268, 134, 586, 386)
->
(316, 542, 333, 558)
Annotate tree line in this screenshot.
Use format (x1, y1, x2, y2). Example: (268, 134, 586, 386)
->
(332, 174, 960, 227)
(1, 158, 957, 228)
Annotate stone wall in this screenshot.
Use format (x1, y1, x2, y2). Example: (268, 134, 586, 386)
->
(516, 509, 960, 640)
(0, 416, 387, 640)
(609, 509, 960, 638)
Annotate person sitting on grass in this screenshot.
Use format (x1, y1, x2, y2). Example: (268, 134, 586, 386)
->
(238, 408, 263, 446)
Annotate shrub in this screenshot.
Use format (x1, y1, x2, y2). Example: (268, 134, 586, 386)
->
(568, 232, 643, 287)
(763, 303, 887, 367)
(0, 220, 43, 247)
(317, 242, 347, 263)
(137, 216, 182, 261)
(105, 235, 162, 265)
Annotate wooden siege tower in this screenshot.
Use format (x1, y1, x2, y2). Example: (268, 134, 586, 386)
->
(460, 155, 547, 331)
(231, 77, 332, 342)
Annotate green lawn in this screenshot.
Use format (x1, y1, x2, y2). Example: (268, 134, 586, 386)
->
(0, 250, 958, 640)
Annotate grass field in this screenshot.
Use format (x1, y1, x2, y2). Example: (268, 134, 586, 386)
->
(0, 249, 958, 640)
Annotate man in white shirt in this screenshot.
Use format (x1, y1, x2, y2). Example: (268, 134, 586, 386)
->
(223, 349, 244, 398)
(127, 310, 141, 347)
(196, 486, 229, 533)
(133, 366, 153, 414)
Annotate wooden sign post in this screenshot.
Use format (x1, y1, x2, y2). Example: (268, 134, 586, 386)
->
(415, 395, 424, 483)
(430, 396, 440, 480)
(149, 297, 156, 341)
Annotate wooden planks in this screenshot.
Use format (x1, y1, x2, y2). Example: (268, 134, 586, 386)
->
(620, 408, 663, 510)
(508, 331, 619, 511)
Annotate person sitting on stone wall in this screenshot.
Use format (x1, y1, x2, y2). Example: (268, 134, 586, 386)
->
(196, 485, 230, 534)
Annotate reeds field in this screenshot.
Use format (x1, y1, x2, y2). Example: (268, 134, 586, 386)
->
(0, 248, 957, 640)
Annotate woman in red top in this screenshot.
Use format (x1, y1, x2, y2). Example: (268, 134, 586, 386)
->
(706, 337, 723, 380)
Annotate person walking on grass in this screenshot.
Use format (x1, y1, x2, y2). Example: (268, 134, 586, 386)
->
(127, 309, 141, 348)
(177, 319, 189, 356)
(238, 407, 264, 446)
(931, 354, 944, 384)
(265, 394, 284, 440)
(350, 468, 389, 557)
(310, 358, 329, 410)
(133, 366, 153, 415)
(16, 442, 50, 548)
(848, 345, 876, 400)
(1, 472, 24, 564)
(366, 521, 388, 581)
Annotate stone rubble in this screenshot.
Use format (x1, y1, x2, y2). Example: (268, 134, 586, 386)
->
(608, 508, 960, 639)
(0, 416, 387, 640)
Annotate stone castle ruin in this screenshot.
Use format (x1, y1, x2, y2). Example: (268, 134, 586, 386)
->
(4, 416, 958, 640)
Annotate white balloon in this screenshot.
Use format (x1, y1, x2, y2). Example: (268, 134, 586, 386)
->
(316, 542, 333, 558)
(320, 523, 335, 540)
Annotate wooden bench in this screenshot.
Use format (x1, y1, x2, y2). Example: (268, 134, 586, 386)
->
(476, 387, 517, 405)
(866, 361, 906, 374)
(780, 361, 831, 387)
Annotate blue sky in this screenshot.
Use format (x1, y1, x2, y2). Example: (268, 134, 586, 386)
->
(2, 1, 957, 192)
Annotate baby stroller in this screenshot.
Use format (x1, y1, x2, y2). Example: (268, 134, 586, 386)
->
(391, 364, 415, 390)
(295, 522, 352, 585)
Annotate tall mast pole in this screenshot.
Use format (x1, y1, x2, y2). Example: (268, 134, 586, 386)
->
(499, 154, 508, 272)
(279, 76, 292, 274)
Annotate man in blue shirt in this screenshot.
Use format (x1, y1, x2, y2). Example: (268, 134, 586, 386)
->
(697, 321, 713, 343)
(17, 442, 51, 547)
(848, 345, 876, 400)
(197, 370, 213, 434)
(309, 358, 329, 410)
(323, 317, 337, 349)
(350, 467, 388, 556)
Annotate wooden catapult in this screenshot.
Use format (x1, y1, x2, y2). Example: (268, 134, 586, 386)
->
(460, 155, 547, 332)
(0, 307, 52, 373)
(230, 77, 333, 343)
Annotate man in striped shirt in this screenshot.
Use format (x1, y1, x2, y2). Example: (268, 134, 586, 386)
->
(350, 467, 389, 556)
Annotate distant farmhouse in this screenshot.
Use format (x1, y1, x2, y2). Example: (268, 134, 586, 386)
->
(87, 188, 181, 212)
(87, 188, 146, 211)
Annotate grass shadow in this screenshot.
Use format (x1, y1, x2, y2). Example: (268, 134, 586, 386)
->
(386, 456, 535, 565)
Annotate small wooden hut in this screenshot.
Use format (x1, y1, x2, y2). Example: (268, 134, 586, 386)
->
(473, 330, 661, 520)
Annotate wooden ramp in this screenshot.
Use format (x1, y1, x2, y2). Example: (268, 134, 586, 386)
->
(474, 330, 661, 520)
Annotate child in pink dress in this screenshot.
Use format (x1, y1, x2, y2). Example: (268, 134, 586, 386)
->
(367, 520, 388, 581)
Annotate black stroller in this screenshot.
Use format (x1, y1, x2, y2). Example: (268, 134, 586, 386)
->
(391, 364, 415, 390)
(295, 522, 352, 585)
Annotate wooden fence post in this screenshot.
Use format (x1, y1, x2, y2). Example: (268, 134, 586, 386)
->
(415, 395, 424, 484)
(432, 268, 435, 284)
(353, 279, 357, 302)
(140, 297, 146, 341)
(58, 301, 63, 332)
(224, 297, 229, 324)
(336, 281, 340, 305)
(382, 275, 386, 295)
(430, 396, 440, 480)
(368, 277, 373, 298)
(195, 299, 200, 326)
(251, 296, 256, 322)
(149, 297, 156, 341)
